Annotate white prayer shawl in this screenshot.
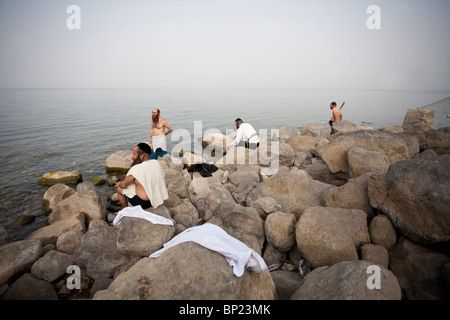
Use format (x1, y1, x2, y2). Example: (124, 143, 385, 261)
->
(122, 160, 168, 209)
(149, 223, 267, 277)
(151, 134, 167, 152)
(113, 205, 174, 226)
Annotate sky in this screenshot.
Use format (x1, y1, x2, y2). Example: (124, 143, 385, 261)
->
(0, 0, 449, 90)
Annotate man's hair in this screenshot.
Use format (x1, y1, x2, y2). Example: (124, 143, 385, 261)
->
(331, 102, 337, 106)
(235, 118, 243, 123)
(136, 143, 153, 156)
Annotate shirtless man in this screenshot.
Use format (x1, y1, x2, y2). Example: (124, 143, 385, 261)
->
(115, 143, 168, 209)
(328, 102, 343, 126)
(149, 108, 173, 151)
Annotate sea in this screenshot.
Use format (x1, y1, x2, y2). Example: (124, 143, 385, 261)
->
(0, 87, 449, 242)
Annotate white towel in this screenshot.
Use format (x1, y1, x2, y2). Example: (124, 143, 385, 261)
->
(152, 134, 167, 152)
(149, 223, 267, 277)
(113, 205, 174, 226)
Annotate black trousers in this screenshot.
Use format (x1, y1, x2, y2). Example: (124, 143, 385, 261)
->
(244, 141, 260, 150)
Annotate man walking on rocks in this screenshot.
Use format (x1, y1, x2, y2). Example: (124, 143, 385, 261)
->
(115, 143, 168, 209)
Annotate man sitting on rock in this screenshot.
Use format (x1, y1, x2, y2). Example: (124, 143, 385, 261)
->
(115, 143, 168, 210)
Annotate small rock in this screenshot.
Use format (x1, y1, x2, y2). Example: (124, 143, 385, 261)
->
(37, 170, 82, 186)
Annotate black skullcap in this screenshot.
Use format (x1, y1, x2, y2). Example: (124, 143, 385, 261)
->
(137, 143, 153, 155)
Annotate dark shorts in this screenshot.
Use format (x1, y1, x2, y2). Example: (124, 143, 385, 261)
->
(244, 141, 260, 150)
(126, 195, 152, 209)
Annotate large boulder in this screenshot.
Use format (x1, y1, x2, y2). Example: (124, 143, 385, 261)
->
(0, 240, 42, 287)
(295, 206, 369, 268)
(37, 170, 82, 186)
(368, 155, 450, 244)
(246, 171, 334, 217)
(42, 183, 75, 213)
(401, 108, 435, 130)
(298, 123, 331, 139)
(26, 214, 86, 246)
(47, 182, 106, 224)
(264, 212, 297, 253)
(323, 172, 373, 217)
(93, 242, 277, 300)
(116, 217, 175, 257)
(74, 225, 131, 280)
(389, 238, 450, 300)
(331, 120, 374, 134)
(210, 202, 265, 255)
(105, 150, 133, 173)
(316, 130, 418, 174)
(425, 127, 450, 155)
(347, 147, 390, 178)
(201, 132, 232, 158)
(368, 214, 397, 249)
(291, 260, 401, 300)
(1, 273, 58, 300)
(285, 135, 317, 154)
(30, 250, 74, 283)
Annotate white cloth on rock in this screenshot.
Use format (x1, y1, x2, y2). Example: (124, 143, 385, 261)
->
(149, 223, 267, 277)
(113, 205, 174, 226)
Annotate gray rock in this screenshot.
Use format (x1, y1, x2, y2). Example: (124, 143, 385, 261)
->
(291, 260, 401, 300)
(93, 242, 277, 300)
(316, 130, 418, 174)
(31, 250, 74, 282)
(389, 238, 450, 300)
(265, 212, 297, 253)
(170, 202, 199, 229)
(368, 214, 397, 249)
(0, 240, 42, 287)
(1, 273, 57, 300)
(42, 183, 75, 213)
(105, 150, 133, 173)
(210, 202, 265, 255)
(74, 225, 131, 280)
(271, 270, 303, 300)
(47, 181, 106, 224)
(116, 217, 175, 257)
(56, 229, 84, 255)
(368, 155, 450, 244)
(347, 146, 390, 178)
(360, 244, 389, 269)
(247, 171, 334, 217)
(295, 206, 369, 268)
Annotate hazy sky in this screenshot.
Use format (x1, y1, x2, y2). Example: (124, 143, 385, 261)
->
(0, 0, 449, 90)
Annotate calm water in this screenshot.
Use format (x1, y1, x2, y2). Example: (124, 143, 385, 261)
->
(1, 87, 449, 241)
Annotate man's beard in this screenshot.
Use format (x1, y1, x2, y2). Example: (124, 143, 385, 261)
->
(131, 157, 143, 167)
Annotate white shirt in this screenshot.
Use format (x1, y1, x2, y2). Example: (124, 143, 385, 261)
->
(230, 123, 260, 147)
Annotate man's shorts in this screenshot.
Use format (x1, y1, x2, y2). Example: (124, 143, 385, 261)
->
(126, 195, 152, 209)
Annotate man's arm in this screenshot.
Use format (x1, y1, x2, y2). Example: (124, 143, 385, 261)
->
(228, 129, 242, 148)
(163, 119, 173, 135)
(116, 175, 135, 189)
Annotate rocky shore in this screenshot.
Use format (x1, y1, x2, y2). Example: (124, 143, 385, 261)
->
(1, 108, 449, 300)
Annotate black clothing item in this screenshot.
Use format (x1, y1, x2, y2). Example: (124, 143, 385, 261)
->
(188, 163, 219, 177)
(126, 195, 152, 209)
